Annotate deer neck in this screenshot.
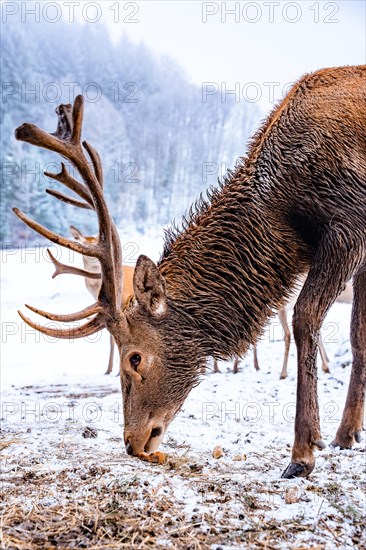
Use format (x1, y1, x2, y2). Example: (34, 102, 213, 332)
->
(82, 255, 102, 300)
(82, 255, 101, 274)
(158, 185, 305, 360)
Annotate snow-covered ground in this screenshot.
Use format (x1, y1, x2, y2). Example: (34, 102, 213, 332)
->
(1, 237, 365, 549)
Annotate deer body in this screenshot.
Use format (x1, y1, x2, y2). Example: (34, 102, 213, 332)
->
(15, 65, 366, 479)
(127, 66, 366, 475)
(79, 244, 103, 299)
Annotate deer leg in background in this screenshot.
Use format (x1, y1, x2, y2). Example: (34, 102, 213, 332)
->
(253, 345, 260, 371)
(318, 335, 330, 373)
(331, 263, 366, 449)
(282, 234, 361, 478)
(279, 307, 291, 380)
(213, 359, 220, 373)
(105, 334, 116, 375)
(233, 357, 240, 374)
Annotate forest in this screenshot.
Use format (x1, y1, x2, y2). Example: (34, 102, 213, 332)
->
(1, 18, 259, 244)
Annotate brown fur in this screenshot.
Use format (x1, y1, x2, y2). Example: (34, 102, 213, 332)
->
(118, 66, 366, 477)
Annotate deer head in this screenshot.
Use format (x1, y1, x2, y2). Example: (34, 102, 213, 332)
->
(14, 96, 201, 456)
(116, 254, 203, 454)
(70, 225, 97, 246)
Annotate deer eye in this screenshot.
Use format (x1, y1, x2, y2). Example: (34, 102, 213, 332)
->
(130, 353, 141, 370)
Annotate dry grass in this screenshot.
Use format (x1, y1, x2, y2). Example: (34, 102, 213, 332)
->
(1, 495, 324, 550)
(0, 440, 21, 452)
(2, 444, 364, 550)
(1, 382, 365, 550)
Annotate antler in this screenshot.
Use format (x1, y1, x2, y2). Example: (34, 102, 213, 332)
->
(14, 95, 123, 338)
(47, 249, 101, 280)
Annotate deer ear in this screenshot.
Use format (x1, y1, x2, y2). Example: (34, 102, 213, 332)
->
(70, 225, 83, 241)
(133, 255, 167, 317)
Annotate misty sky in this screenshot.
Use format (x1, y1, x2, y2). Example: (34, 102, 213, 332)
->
(5, 0, 365, 113)
(103, 0, 365, 112)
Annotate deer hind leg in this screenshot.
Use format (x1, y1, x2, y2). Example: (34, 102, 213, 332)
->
(105, 334, 115, 375)
(253, 345, 260, 371)
(318, 335, 330, 373)
(282, 238, 360, 479)
(331, 264, 366, 449)
(233, 357, 240, 373)
(279, 307, 291, 380)
(212, 359, 220, 373)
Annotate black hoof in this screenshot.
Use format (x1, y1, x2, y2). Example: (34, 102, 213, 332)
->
(281, 461, 315, 479)
(355, 431, 362, 443)
(330, 429, 363, 449)
(329, 439, 352, 450)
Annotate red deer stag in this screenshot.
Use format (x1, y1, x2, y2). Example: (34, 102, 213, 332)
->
(14, 65, 366, 479)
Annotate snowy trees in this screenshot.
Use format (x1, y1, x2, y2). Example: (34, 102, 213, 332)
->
(1, 18, 259, 244)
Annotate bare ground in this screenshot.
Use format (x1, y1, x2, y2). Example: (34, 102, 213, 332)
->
(1, 375, 365, 550)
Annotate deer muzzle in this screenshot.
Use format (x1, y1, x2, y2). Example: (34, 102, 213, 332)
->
(124, 423, 165, 456)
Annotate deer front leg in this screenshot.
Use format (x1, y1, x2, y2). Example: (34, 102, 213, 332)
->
(331, 264, 366, 448)
(282, 308, 324, 478)
(282, 242, 359, 478)
(253, 345, 260, 371)
(233, 357, 240, 373)
(213, 358, 220, 373)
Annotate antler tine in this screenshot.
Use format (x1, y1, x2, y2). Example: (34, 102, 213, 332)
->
(45, 162, 93, 206)
(18, 310, 106, 339)
(84, 141, 104, 188)
(14, 98, 82, 159)
(46, 188, 92, 210)
(63, 98, 122, 311)
(60, 96, 122, 311)
(25, 302, 103, 322)
(52, 102, 73, 140)
(15, 123, 71, 158)
(12, 207, 99, 257)
(70, 94, 84, 144)
(47, 248, 101, 280)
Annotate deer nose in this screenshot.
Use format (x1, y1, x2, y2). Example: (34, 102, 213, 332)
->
(125, 439, 133, 455)
(124, 424, 165, 456)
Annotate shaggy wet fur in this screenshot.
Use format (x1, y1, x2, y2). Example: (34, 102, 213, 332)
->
(160, 65, 365, 358)
(157, 65, 366, 476)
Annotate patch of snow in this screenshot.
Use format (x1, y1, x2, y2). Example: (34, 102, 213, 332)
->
(1, 241, 365, 548)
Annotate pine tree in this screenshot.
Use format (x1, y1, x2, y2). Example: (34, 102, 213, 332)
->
(1, 17, 260, 245)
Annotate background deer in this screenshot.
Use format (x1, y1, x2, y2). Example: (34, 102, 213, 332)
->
(69, 226, 134, 374)
(44, 227, 134, 375)
(14, 65, 366, 479)
(253, 279, 354, 378)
